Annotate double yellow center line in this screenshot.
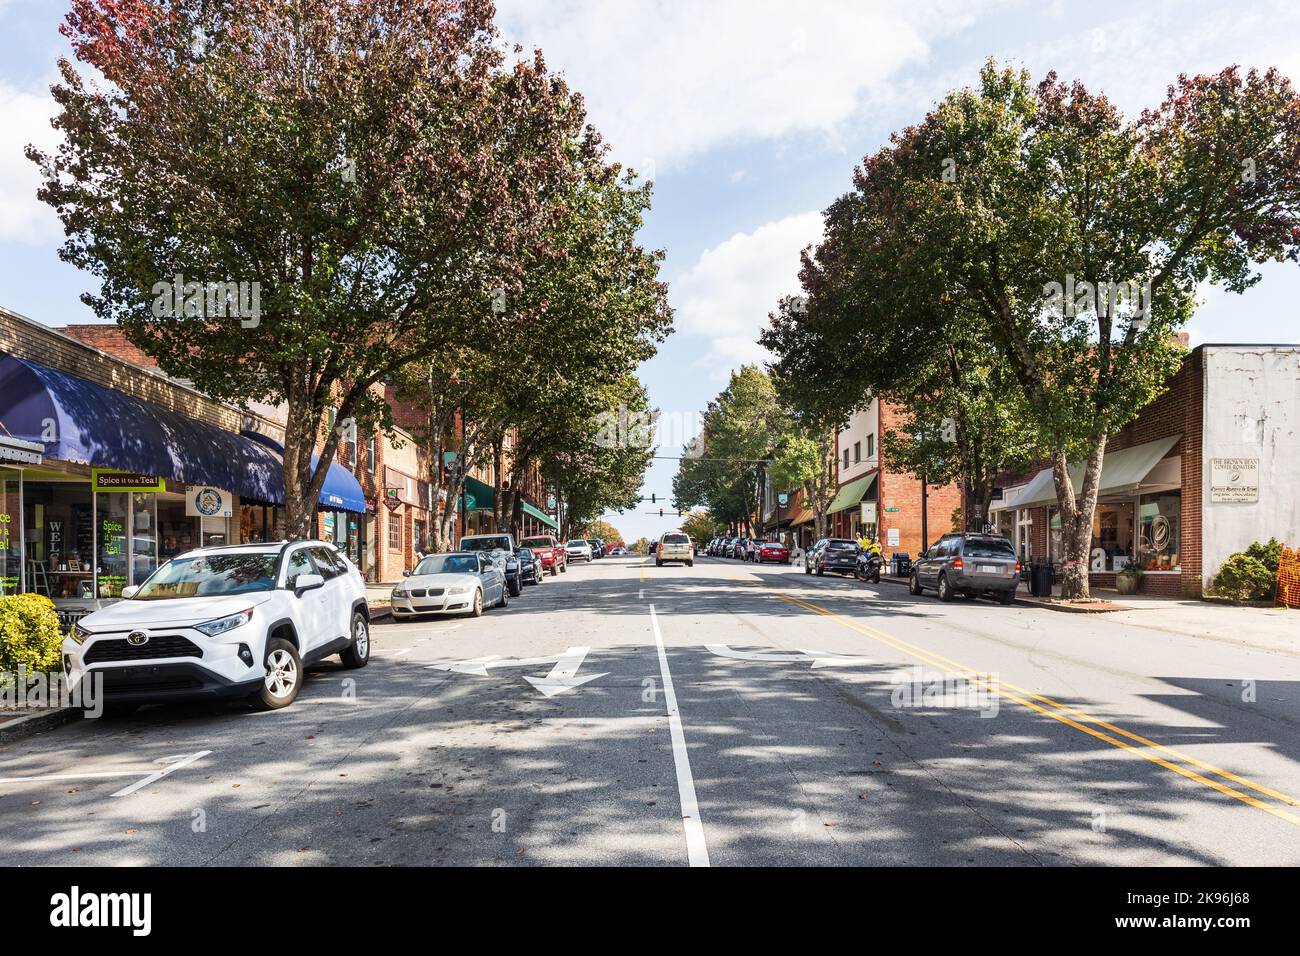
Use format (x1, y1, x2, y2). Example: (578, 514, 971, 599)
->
(773, 590, 1300, 829)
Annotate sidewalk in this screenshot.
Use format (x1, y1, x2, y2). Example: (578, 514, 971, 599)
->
(366, 582, 398, 620)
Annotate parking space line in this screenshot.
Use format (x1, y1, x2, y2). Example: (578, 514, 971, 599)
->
(0, 749, 212, 798)
(649, 604, 710, 867)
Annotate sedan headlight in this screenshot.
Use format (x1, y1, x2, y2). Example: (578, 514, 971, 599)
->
(391, 587, 407, 598)
(71, 621, 92, 644)
(195, 608, 253, 638)
(447, 585, 473, 595)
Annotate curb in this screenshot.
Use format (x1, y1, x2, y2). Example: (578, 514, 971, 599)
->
(869, 573, 1128, 613)
(0, 707, 79, 743)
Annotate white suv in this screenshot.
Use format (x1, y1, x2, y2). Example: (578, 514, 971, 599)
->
(62, 541, 370, 714)
(656, 532, 694, 567)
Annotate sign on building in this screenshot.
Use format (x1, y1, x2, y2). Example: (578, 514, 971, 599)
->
(887, 527, 900, 547)
(860, 501, 877, 524)
(1210, 458, 1259, 503)
(186, 486, 233, 517)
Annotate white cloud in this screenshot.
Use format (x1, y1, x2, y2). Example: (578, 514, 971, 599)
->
(672, 210, 822, 375)
(0, 79, 62, 245)
(494, 0, 996, 170)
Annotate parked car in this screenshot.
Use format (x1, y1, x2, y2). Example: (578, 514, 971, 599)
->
(656, 531, 694, 567)
(610, 546, 627, 556)
(756, 541, 790, 564)
(590, 538, 606, 559)
(726, 538, 745, 559)
(516, 547, 544, 586)
(811, 538, 859, 576)
(742, 539, 762, 562)
(909, 533, 1020, 604)
(392, 550, 510, 619)
(63, 540, 369, 714)
(567, 539, 594, 562)
(648, 540, 658, 554)
(519, 534, 567, 576)
(458, 533, 522, 596)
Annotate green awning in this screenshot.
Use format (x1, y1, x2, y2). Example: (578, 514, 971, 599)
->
(827, 472, 878, 515)
(459, 475, 495, 512)
(1011, 435, 1182, 510)
(521, 500, 557, 530)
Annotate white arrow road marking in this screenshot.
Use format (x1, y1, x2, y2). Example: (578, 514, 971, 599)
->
(0, 750, 212, 798)
(522, 647, 608, 698)
(428, 647, 607, 697)
(705, 644, 872, 669)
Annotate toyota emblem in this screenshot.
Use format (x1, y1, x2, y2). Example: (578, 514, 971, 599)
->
(127, 631, 149, 647)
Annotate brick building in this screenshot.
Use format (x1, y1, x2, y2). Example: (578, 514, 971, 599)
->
(989, 344, 1300, 596)
(775, 397, 961, 558)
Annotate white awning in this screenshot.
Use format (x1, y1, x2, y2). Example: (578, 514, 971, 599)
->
(1011, 435, 1182, 510)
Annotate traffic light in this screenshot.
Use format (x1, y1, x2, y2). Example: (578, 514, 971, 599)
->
(651, 493, 656, 504)
(659, 508, 664, 517)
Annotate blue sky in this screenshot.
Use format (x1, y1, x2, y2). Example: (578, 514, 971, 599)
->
(3, 0, 1299, 545)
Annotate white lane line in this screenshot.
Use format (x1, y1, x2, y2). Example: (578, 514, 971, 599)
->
(0, 749, 212, 798)
(649, 604, 710, 867)
(110, 750, 211, 798)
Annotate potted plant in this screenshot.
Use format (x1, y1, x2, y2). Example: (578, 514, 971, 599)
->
(1116, 559, 1144, 595)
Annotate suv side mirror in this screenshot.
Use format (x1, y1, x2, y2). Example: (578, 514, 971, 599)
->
(294, 573, 325, 594)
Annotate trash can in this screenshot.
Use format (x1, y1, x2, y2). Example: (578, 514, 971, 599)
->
(890, 553, 911, 577)
(1030, 562, 1053, 597)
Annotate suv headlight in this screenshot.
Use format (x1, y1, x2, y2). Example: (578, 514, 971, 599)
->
(71, 621, 92, 644)
(195, 608, 253, 637)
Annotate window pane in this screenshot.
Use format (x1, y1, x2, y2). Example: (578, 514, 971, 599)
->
(1090, 502, 1136, 572)
(1139, 492, 1181, 571)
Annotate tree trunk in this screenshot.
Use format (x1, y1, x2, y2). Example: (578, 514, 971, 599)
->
(964, 478, 994, 533)
(1052, 435, 1106, 600)
(282, 382, 334, 541)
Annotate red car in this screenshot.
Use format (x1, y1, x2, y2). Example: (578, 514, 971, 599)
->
(519, 535, 567, 575)
(757, 541, 790, 564)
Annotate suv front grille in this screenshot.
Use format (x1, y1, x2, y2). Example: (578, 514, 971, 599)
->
(84, 635, 204, 664)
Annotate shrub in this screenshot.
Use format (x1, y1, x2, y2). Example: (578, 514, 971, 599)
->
(0, 594, 64, 674)
(1244, 537, 1283, 574)
(1213, 553, 1277, 603)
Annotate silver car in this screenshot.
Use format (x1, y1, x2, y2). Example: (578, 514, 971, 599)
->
(909, 533, 1019, 604)
(566, 539, 594, 562)
(391, 552, 509, 618)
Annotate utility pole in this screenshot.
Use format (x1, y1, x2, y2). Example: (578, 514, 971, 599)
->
(920, 474, 929, 554)
(458, 400, 467, 545)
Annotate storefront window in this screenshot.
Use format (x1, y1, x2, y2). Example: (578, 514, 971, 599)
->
(0, 471, 18, 595)
(1090, 501, 1137, 572)
(97, 491, 129, 597)
(131, 492, 158, 585)
(1139, 492, 1181, 571)
(21, 478, 96, 599)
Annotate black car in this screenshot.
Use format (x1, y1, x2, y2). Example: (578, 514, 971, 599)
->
(811, 538, 859, 576)
(515, 547, 544, 585)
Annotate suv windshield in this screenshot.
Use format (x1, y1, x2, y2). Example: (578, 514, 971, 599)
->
(133, 553, 279, 599)
(964, 538, 1017, 558)
(414, 555, 479, 575)
(460, 536, 511, 552)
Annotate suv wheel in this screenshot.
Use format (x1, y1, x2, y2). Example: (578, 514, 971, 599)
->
(252, 637, 301, 710)
(937, 574, 954, 602)
(341, 611, 370, 669)
(804, 561, 811, 575)
(508, 575, 522, 598)
(909, 572, 922, 596)
(998, 590, 1016, 606)
(816, 564, 824, 576)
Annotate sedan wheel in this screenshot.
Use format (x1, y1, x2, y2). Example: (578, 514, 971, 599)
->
(468, 588, 484, 617)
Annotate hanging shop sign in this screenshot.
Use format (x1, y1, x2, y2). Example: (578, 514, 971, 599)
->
(0, 435, 43, 465)
(186, 485, 234, 518)
(860, 501, 877, 524)
(778, 493, 789, 507)
(1210, 458, 1259, 503)
(384, 488, 404, 511)
(91, 469, 166, 492)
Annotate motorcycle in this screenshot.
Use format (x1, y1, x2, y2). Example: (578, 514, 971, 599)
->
(855, 548, 883, 584)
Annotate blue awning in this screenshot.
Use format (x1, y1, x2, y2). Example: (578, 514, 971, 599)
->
(0, 353, 365, 513)
(241, 432, 366, 513)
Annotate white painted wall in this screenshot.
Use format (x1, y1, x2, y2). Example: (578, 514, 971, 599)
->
(837, 399, 878, 482)
(1201, 346, 1300, 587)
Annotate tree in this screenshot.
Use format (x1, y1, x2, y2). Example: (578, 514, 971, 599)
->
(767, 430, 837, 539)
(673, 366, 789, 534)
(679, 510, 722, 544)
(830, 61, 1300, 597)
(33, 0, 635, 537)
(579, 519, 624, 545)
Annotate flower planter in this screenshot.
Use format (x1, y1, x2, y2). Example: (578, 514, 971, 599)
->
(1115, 573, 1141, 595)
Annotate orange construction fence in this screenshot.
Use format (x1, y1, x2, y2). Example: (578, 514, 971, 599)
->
(1278, 546, 1300, 609)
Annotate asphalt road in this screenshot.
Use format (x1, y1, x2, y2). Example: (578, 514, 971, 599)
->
(3, 554, 1299, 866)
